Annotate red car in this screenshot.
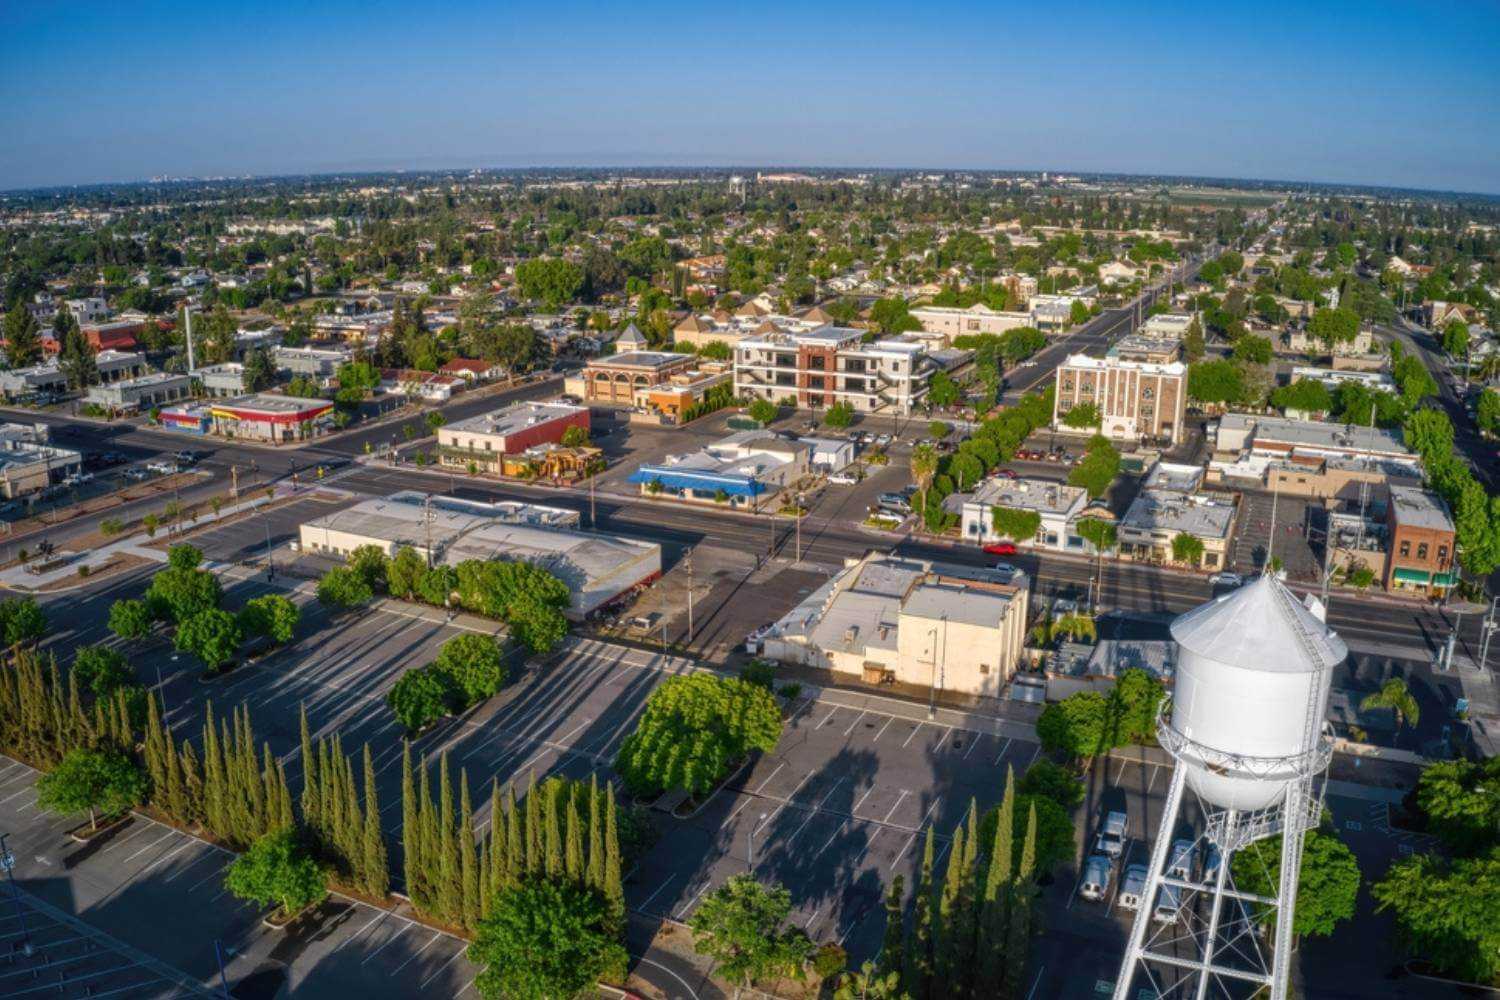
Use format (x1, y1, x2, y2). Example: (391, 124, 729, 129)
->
(983, 541, 1018, 556)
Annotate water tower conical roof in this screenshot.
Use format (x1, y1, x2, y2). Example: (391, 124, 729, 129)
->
(1170, 573, 1346, 674)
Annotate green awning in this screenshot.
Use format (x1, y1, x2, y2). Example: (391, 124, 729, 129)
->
(1393, 567, 1431, 584)
(1432, 571, 1458, 586)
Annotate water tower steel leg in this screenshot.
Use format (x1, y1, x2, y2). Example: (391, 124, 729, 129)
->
(1270, 783, 1308, 1000)
(1194, 809, 1237, 1000)
(1114, 762, 1188, 1000)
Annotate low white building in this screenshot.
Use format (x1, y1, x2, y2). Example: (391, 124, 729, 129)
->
(909, 304, 1034, 344)
(758, 553, 1031, 698)
(0, 423, 81, 498)
(628, 431, 810, 510)
(960, 476, 1089, 552)
(298, 492, 660, 620)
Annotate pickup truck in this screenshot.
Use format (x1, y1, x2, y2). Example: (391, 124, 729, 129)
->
(1095, 810, 1128, 859)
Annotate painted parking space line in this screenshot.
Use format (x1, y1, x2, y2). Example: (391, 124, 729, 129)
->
(332, 911, 388, 956)
(418, 945, 470, 989)
(120, 831, 176, 865)
(842, 710, 868, 737)
(389, 931, 442, 975)
(751, 762, 785, 794)
(360, 924, 410, 965)
(871, 716, 895, 742)
(901, 723, 924, 749)
(993, 737, 1013, 765)
(879, 790, 910, 824)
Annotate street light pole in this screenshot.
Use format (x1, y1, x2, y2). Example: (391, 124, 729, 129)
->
(0, 833, 33, 957)
(685, 553, 695, 648)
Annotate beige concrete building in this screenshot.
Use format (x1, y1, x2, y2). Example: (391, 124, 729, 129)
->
(758, 554, 1030, 699)
(1052, 353, 1186, 445)
(909, 304, 1034, 345)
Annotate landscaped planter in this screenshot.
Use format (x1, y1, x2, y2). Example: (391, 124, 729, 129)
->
(261, 904, 316, 931)
(67, 813, 131, 843)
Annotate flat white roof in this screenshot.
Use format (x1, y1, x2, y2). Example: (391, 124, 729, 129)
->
(445, 401, 586, 438)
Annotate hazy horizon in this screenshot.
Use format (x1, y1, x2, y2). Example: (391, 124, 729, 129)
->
(4, 0, 1498, 195)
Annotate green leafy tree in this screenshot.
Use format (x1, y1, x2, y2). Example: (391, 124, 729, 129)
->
(977, 792, 1074, 879)
(145, 562, 222, 624)
(388, 667, 449, 733)
(1170, 532, 1205, 565)
(689, 875, 814, 993)
(1232, 829, 1360, 940)
(468, 877, 627, 1000)
(36, 747, 147, 831)
(108, 598, 153, 641)
(1035, 691, 1111, 760)
(1181, 316, 1205, 362)
(1187, 359, 1245, 405)
(387, 547, 426, 599)
(71, 645, 134, 698)
(238, 594, 300, 646)
(822, 401, 855, 428)
(991, 507, 1040, 542)
(348, 544, 390, 593)
(1476, 388, 1500, 438)
(1269, 378, 1333, 415)
(431, 633, 506, 706)
(1441, 320, 1469, 358)
(869, 297, 921, 335)
(1413, 757, 1500, 856)
(1017, 758, 1085, 808)
(909, 443, 939, 518)
(835, 962, 909, 1000)
(927, 371, 960, 408)
(0, 596, 48, 647)
(1111, 668, 1165, 744)
(317, 566, 374, 610)
(614, 675, 783, 797)
(515, 258, 585, 309)
(174, 609, 243, 670)
(1076, 517, 1117, 553)
(55, 311, 99, 389)
(242, 347, 277, 393)
(1307, 307, 1360, 349)
(1067, 434, 1120, 498)
(3, 303, 43, 367)
(224, 828, 328, 919)
(1232, 334, 1273, 364)
(1372, 847, 1500, 984)
(748, 398, 779, 425)
(1060, 402, 1100, 429)
(559, 424, 590, 447)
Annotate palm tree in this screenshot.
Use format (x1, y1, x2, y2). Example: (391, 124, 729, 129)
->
(909, 443, 938, 522)
(1051, 612, 1098, 644)
(1360, 677, 1420, 731)
(1476, 353, 1500, 383)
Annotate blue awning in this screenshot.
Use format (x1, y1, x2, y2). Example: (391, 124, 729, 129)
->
(627, 467, 766, 497)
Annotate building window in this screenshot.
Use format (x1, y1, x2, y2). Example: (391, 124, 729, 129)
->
(1438, 545, 1448, 562)
(1204, 553, 1218, 567)
(1399, 540, 1410, 557)
(808, 356, 825, 371)
(979, 662, 990, 674)
(1417, 543, 1428, 560)
(1142, 387, 1154, 400)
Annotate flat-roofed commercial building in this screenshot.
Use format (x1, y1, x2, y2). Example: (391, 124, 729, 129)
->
(734, 326, 933, 415)
(1052, 353, 1186, 446)
(1384, 484, 1456, 595)
(298, 491, 659, 619)
(959, 476, 1089, 552)
(627, 431, 809, 510)
(192, 362, 249, 397)
(437, 401, 590, 473)
(574, 351, 699, 406)
(758, 553, 1031, 698)
(0, 423, 81, 498)
(273, 345, 352, 382)
(85, 372, 194, 412)
(909, 304, 1034, 345)
(160, 394, 335, 442)
(631, 363, 733, 424)
(1117, 490, 1238, 569)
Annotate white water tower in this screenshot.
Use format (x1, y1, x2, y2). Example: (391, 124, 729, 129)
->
(1114, 574, 1345, 1000)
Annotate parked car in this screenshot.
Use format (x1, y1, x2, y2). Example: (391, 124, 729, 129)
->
(1118, 864, 1148, 911)
(1209, 572, 1241, 589)
(123, 466, 150, 481)
(145, 460, 178, 475)
(877, 492, 911, 512)
(828, 471, 860, 485)
(998, 469, 1018, 480)
(1152, 884, 1183, 925)
(1079, 854, 1114, 902)
(983, 541, 1019, 556)
(1168, 839, 1198, 881)
(1202, 845, 1222, 885)
(62, 471, 93, 486)
(172, 450, 199, 466)
(1095, 811, 1129, 858)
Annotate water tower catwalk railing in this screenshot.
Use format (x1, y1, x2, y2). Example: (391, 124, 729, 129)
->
(1111, 699, 1334, 1000)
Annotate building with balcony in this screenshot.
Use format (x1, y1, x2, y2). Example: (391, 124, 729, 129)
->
(733, 326, 933, 415)
(573, 351, 700, 406)
(1052, 353, 1187, 445)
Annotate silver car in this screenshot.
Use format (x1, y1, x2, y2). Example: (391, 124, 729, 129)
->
(1168, 839, 1198, 881)
(1118, 864, 1148, 911)
(1079, 854, 1113, 902)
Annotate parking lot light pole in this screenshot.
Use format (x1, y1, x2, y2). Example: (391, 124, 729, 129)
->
(0, 834, 33, 957)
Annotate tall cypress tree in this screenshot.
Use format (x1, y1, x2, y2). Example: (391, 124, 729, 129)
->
(951, 802, 980, 999)
(143, 695, 166, 794)
(488, 780, 506, 892)
(603, 790, 624, 929)
(505, 785, 523, 887)
(544, 780, 563, 877)
(477, 837, 492, 921)
(935, 825, 966, 994)
(1003, 804, 1039, 997)
(201, 703, 226, 837)
(178, 740, 203, 824)
(414, 755, 436, 912)
(299, 704, 318, 831)
(459, 771, 479, 930)
(401, 743, 417, 904)
(276, 760, 294, 832)
(436, 755, 459, 923)
(878, 874, 906, 977)
(163, 735, 188, 823)
(904, 828, 936, 1000)
(524, 772, 541, 875)
(564, 793, 584, 881)
(586, 775, 604, 891)
(362, 744, 388, 898)
(260, 744, 279, 835)
(340, 750, 362, 872)
(979, 768, 1016, 996)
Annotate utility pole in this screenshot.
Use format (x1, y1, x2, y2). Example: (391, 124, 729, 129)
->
(1479, 596, 1498, 672)
(794, 492, 802, 563)
(184, 307, 197, 373)
(685, 552, 695, 647)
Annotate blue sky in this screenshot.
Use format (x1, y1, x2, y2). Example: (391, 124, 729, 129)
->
(3, 1, 1498, 193)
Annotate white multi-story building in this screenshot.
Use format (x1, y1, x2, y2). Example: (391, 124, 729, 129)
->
(1053, 353, 1187, 446)
(733, 326, 933, 415)
(960, 476, 1090, 551)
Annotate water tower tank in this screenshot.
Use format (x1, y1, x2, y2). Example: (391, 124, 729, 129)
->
(1166, 574, 1346, 812)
